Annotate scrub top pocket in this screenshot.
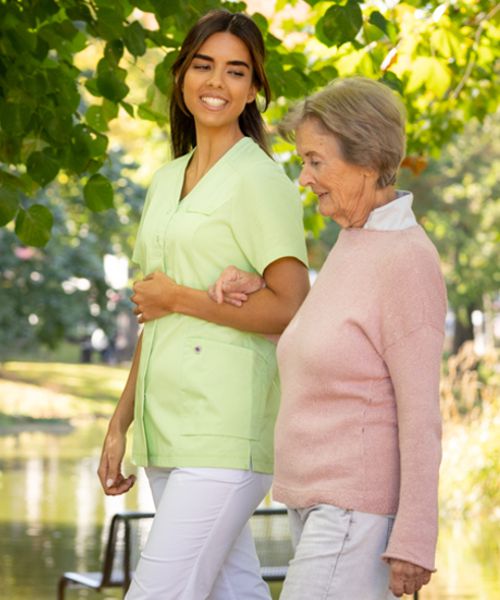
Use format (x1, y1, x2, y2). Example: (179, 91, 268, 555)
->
(180, 337, 272, 441)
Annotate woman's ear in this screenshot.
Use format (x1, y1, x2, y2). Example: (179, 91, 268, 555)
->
(363, 166, 379, 182)
(246, 85, 257, 104)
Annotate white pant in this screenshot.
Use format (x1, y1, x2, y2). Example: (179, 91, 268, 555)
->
(125, 466, 273, 600)
(280, 504, 397, 600)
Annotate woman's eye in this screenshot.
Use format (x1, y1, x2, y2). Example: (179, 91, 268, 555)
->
(193, 63, 210, 71)
(229, 70, 245, 77)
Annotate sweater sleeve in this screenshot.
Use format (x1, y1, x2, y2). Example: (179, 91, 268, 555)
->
(381, 324, 444, 571)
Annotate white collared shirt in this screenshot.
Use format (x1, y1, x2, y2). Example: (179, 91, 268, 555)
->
(363, 190, 417, 231)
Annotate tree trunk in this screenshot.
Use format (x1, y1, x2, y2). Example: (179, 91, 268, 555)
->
(453, 304, 475, 354)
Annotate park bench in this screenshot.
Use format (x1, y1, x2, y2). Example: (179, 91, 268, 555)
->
(57, 506, 291, 599)
(57, 507, 419, 599)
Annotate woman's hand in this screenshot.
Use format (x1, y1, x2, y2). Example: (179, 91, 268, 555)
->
(388, 558, 432, 597)
(208, 265, 265, 307)
(97, 429, 136, 496)
(131, 271, 177, 323)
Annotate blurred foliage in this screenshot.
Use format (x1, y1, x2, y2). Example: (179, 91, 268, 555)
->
(1, 0, 499, 349)
(399, 110, 500, 350)
(439, 342, 500, 524)
(0, 150, 143, 354)
(1, 0, 499, 245)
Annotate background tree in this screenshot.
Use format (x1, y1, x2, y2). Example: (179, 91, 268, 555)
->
(1, 0, 498, 244)
(1, 0, 499, 351)
(0, 150, 143, 356)
(400, 111, 500, 352)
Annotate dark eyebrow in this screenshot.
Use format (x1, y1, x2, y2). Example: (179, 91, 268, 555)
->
(193, 53, 250, 69)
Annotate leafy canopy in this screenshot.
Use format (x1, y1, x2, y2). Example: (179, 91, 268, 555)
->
(0, 0, 499, 245)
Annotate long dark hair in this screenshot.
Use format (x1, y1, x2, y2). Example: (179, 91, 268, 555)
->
(169, 9, 271, 158)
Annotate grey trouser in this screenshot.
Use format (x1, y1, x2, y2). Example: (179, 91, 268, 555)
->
(281, 503, 397, 600)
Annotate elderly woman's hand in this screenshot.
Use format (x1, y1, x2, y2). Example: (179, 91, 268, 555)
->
(208, 265, 265, 307)
(388, 559, 432, 597)
(131, 271, 175, 323)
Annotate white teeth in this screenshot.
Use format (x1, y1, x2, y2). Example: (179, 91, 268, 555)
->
(201, 96, 226, 107)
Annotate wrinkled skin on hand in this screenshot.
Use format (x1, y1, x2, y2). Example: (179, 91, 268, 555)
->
(208, 265, 265, 307)
(388, 558, 432, 597)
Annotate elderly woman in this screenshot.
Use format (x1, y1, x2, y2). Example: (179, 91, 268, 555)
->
(210, 77, 447, 599)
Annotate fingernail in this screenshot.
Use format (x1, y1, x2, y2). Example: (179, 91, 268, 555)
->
(106, 479, 114, 488)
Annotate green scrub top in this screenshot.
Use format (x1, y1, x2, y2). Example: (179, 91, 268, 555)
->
(131, 137, 308, 473)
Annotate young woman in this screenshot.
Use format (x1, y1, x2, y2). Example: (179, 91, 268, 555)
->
(97, 10, 309, 600)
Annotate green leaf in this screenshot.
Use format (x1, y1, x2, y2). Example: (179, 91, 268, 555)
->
(137, 102, 162, 122)
(44, 114, 73, 143)
(65, 127, 90, 173)
(0, 186, 19, 226)
(32, 0, 59, 21)
(154, 52, 177, 94)
(88, 131, 108, 157)
(251, 13, 268, 34)
(26, 151, 59, 186)
(102, 99, 119, 121)
(66, 4, 94, 23)
(84, 174, 114, 212)
(266, 33, 282, 48)
(124, 21, 146, 57)
(6, 27, 37, 54)
(132, 0, 155, 11)
(381, 72, 404, 96)
(95, 7, 125, 41)
(407, 56, 451, 96)
(369, 11, 388, 34)
(15, 204, 53, 247)
(317, 0, 363, 47)
(86, 106, 109, 132)
(145, 29, 178, 48)
(120, 101, 135, 117)
(104, 39, 124, 64)
(431, 28, 462, 59)
(0, 102, 33, 135)
(85, 78, 102, 97)
(96, 58, 129, 102)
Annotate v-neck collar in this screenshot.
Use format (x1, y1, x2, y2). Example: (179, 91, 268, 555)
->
(177, 137, 250, 204)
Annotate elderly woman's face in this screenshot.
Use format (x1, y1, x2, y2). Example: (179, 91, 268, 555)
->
(296, 118, 379, 228)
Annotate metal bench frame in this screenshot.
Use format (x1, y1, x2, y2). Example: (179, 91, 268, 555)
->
(57, 507, 288, 598)
(58, 507, 419, 599)
(58, 511, 154, 599)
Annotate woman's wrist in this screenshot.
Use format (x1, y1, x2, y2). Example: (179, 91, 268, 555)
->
(169, 280, 184, 313)
(108, 410, 133, 436)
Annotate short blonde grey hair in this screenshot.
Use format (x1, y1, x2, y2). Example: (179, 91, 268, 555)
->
(279, 77, 406, 188)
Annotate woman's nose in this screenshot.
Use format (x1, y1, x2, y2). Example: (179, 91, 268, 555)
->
(207, 68, 223, 87)
(299, 167, 312, 187)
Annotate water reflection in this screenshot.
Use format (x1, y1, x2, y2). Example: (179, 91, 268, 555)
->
(0, 425, 498, 599)
(25, 456, 43, 533)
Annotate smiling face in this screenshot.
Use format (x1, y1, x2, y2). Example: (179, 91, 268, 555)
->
(296, 118, 380, 228)
(181, 32, 257, 136)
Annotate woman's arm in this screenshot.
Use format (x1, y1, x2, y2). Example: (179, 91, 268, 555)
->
(131, 257, 309, 334)
(97, 332, 142, 495)
(208, 265, 265, 307)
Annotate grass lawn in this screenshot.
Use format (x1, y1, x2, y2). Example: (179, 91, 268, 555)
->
(0, 361, 128, 425)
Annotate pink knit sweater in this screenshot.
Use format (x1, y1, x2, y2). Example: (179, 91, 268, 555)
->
(273, 225, 447, 571)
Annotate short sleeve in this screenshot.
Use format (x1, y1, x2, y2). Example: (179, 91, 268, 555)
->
(230, 162, 308, 274)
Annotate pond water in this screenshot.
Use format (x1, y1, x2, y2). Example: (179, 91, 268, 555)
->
(0, 424, 498, 599)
